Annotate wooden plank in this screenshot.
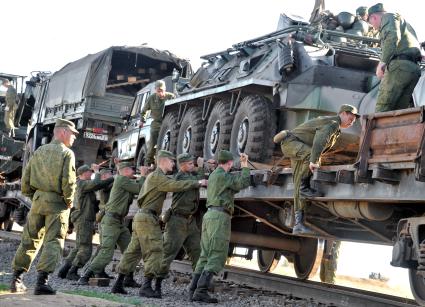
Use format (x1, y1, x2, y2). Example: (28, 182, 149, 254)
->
(106, 78, 150, 89)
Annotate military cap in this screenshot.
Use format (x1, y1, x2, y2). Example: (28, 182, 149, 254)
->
(77, 164, 92, 175)
(356, 6, 368, 17)
(368, 3, 385, 19)
(177, 153, 194, 164)
(55, 118, 79, 134)
(339, 104, 360, 118)
(218, 150, 234, 163)
(99, 168, 113, 175)
(157, 150, 176, 160)
(155, 80, 166, 90)
(117, 162, 134, 170)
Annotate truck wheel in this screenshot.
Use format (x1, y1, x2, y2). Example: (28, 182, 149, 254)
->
(257, 249, 280, 273)
(203, 101, 233, 160)
(157, 112, 178, 153)
(136, 144, 147, 168)
(230, 95, 276, 163)
(177, 107, 205, 157)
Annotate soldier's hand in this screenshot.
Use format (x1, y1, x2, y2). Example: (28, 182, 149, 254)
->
(240, 153, 248, 168)
(197, 157, 204, 168)
(113, 157, 121, 165)
(139, 121, 144, 128)
(67, 202, 73, 209)
(309, 162, 320, 172)
(139, 166, 150, 176)
(198, 179, 208, 187)
(376, 62, 386, 79)
(91, 163, 100, 172)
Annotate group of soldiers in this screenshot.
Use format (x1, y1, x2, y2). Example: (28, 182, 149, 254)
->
(7, 1, 424, 304)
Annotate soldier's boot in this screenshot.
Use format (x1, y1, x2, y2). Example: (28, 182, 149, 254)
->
(299, 177, 323, 198)
(97, 269, 113, 279)
(123, 272, 141, 288)
(66, 266, 80, 281)
(34, 271, 56, 295)
(138, 277, 156, 298)
(188, 273, 201, 301)
(57, 261, 72, 279)
(10, 270, 27, 293)
(111, 274, 127, 294)
(192, 271, 218, 303)
(78, 269, 94, 285)
(292, 210, 317, 235)
(153, 278, 163, 299)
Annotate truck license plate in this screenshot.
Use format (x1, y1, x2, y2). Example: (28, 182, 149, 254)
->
(83, 132, 108, 141)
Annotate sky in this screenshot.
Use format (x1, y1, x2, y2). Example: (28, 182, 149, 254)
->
(0, 0, 424, 79)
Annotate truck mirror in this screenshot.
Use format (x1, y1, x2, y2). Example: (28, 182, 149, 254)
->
(172, 68, 180, 82)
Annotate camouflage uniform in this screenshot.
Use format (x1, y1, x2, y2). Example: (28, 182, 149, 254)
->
(4, 84, 17, 135)
(320, 240, 341, 284)
(65, 172, 113, 269)
(140, 91, 175, 165)
(280, 116, 341, 211)
(374, 12, 421, 112)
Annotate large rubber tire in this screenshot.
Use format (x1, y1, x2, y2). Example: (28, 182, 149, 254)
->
(157, 112, 179, 154)
(230, 95, 276, 163)
(203, 101, 234, 160)
(177, 107, 206, 157)
(136, 143, 147, 168)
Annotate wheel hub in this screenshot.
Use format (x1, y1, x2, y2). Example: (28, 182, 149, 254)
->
(237, 117, 249, 154)
(161, 130, 171, 151)
(182, 126, 192, 153)
(209, 120, 220, 155)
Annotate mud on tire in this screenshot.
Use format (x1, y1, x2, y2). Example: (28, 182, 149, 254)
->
(157, 112, 179, 154)
(177, 107, 206, 157)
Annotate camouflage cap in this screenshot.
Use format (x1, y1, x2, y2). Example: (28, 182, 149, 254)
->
(99, 168, 113, 175)
(356, 6, 368, 17)
(177, 153, 194, 164)
(55, 118, 79, 134)
(77, 164, 92, 175)
(218, 150, 234, 163)
(117, 162, 134, 170)
(157, 150, 176, 160)
(155, 80, 166, 90)
(368, 3, 385, 19)
(339, 104, 360, 118)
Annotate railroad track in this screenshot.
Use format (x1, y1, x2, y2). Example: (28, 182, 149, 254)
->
(1, 230, 418, 307)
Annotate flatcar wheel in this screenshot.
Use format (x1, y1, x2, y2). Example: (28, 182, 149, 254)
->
(409, 268, 425, 305)
(294, 237, 323, 279)
(257, 249, 279, 273)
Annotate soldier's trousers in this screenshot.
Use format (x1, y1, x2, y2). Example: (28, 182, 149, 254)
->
(88, 215, 131, 274)
(4, 103, 16, 131)
(280, 137, 312, 211)
(157, 214, 201, 276)
(145, 121, 162, 165)
(12, 208, 70, 273)
(194, 210, 231, 275)
(117, 212, 163, 278)
(65, 220, 94, 268)
(375, 60, 421, 112)
(320, 240, 341, 284)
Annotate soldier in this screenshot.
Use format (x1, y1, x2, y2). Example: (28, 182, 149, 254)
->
(110, 150, 207, 298)
(191, 150, 250, 303)
(367, 3, 422, 112)
(320, 240, 341, 284)
(140, 80, 175, 166)
(10, 119, 78, 295)
(57, 164, 114, 280)
(78, 162, 147, 286)
(356, 6, 368, 21)
(274, 104, 359, 235)
(3, 79, 18, 137)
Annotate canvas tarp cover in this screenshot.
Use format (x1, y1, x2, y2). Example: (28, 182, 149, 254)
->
(43, 46, 185, 108)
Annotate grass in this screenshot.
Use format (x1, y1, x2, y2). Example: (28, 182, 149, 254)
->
(0, 283, 10, 294)
(63, 289, 146, 306)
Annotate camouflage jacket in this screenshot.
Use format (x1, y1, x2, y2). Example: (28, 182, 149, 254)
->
(140, 92, 175, 122)
(5, 86, 17, 107)
(21, 139, 76, 214)
(105, 175, 145, 217)
(206, 166, 250, 214)
(379, 13, 421, 64)
(291, 115, 341, 165)
(171, 168, 205, 215)
(99, 180, 114, 210)
(137, 168, 200, 216)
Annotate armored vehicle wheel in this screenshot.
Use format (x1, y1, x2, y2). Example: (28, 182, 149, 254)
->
(257, 249, 280, 273)
(177, 107, 205, 157)
(293, 237, 323, 280)
(409, 268, 425, 305)
(203, 101, 233, 160)
(157, 112, 178, 153)
(136, 144, 147, 168)
(230, 95, 276, 163)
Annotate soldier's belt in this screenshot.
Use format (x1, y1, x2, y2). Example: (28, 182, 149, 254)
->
(208, 206, 231, 216)
(104, 211, 125, 222)
(172, 211, 193, 220)
(138, 208, 158, 216)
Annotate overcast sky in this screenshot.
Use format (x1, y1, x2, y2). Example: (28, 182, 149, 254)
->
(0, 0, 423, 77)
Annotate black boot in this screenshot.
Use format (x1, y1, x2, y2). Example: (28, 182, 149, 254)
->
(292, 210, 317, 235)
(188, 273, 201, 301)
(111, 273, 127, 294)
(34, 271, 56, 295)
(153, 278, 163, 298)
(299, 177, 323, 198)
(97, 269, 113, 279)
(66, 266, 80, 281)
(192, 271, 218, 303)
(123, 272, 141, 288)
(78, 269, 94, 285)
(10, 270, 27, 293)
(57, 261, 72, 279)
(139, 277, 156, 298)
